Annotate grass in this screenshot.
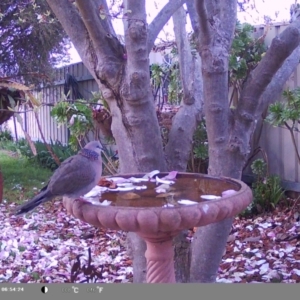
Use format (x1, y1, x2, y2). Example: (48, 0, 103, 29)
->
(0, 150, 52, 204)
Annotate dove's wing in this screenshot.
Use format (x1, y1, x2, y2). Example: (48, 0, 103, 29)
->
(47, 154, 98, 197)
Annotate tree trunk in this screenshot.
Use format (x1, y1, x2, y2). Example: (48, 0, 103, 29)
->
(188, 0, 240, 283)
(165, 7, 203, 171)
(173, 230, 191, 282)
(190, 218, 233, 282)
(165, 6, 204, 283)
(126, 232, 147, 283)
(188, 1, 300, 283)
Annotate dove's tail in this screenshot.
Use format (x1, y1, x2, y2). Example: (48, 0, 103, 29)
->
(14, 187, 53, 215)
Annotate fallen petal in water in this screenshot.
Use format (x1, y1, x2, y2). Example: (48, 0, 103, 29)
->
(129, 177, 150, 183)
(155, 176, 175, 185)
(107, 177, 129, 183)
(162, 203, 174, 208)
(156, 188, 167, 193)
(178, 199, 198, 205)
(116, 182, 134, 187)
(155, 183, 171, 193)
(114, 187, 136, 192)
(143, 170, 160, 179)
(83, 198, 103, 205)
(135, 185, 147, 190)
(100, 200, 112, 206)
(222, 189, 237, 197)
(84, 186, 104, 198)
(200, 195, 221, 201)
(162, 171, 178, 180)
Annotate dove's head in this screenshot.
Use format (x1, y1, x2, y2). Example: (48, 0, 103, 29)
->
(84, 141, 104, 155)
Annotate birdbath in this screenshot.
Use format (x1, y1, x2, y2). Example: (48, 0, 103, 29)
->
(62, 172, 252, 283)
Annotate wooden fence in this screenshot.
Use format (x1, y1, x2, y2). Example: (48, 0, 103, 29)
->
(4, 22, 300, 190)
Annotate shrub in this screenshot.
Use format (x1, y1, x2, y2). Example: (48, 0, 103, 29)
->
(242, 159, 285, 216)
(0, 129, 13, 141)
(187, 121, 209, 174)
(16, 139, 76, 171)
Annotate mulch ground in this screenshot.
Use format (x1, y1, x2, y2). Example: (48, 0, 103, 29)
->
(1, 198, 299, 283)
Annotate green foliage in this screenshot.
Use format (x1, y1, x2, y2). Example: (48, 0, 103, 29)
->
(0, 0, 70, 84)
(150, 58, 183, 105)
(0, 139, 23, 153)
(167, 62, 182, 105)
(266, 88, 300, 164)
(0, 150, 51, 203)
(192, 121, 208, 160)
(266, 88, 300, 127)
(10, 138, 76, 171)
(151, 64, 165, 87)
(0, 129, 13, 141)
(187, 121, 209, 174)
(229, 21, 266, 83)
(51, 100, 94, 149)
(243, 159, 285, 216)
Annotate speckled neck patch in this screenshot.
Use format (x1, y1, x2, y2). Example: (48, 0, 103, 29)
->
(79, 149, 99, 160)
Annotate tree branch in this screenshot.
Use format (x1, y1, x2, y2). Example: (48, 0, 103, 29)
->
(186, 1, 200, 36)
(165, 6, 203, 171)
(195, 0, 211, 46)
(123, 0, 147, 66)
(147, 0, 186, 53)
(119, 0, 151, 104)
(174, 6, 193, 104)
(218, 0, 237, 39)
(46, 0, 91, 67)
(193, 0, 237, 177)
(76, 0, 122, 58)
(236, 21, 300, 128)
(257, 46, 300, 116)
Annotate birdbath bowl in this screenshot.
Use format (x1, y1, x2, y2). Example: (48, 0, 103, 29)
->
(63, 172, 252, 283)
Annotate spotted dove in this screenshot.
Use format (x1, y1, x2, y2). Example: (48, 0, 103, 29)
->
(14, 141, 103, 215)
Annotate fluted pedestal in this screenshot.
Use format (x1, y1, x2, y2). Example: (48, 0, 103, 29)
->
(142, 236, 176, 283)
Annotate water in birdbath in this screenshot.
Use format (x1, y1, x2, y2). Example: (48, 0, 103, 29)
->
(90, 172, 241, 208)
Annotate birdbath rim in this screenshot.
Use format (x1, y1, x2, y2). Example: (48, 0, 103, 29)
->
(63, 172, 253, 236)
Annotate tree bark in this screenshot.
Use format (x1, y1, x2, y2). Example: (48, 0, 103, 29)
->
(173, 230, 191, 282)
(165, 6, 203, 283)
(126, 232, 147, 283)
(190, 218, 233, 282)
(165, 6, 203, 171)
(189, 1, 300, 283)
(256, 45, 300, 117)
(188, 0, 237, 282)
